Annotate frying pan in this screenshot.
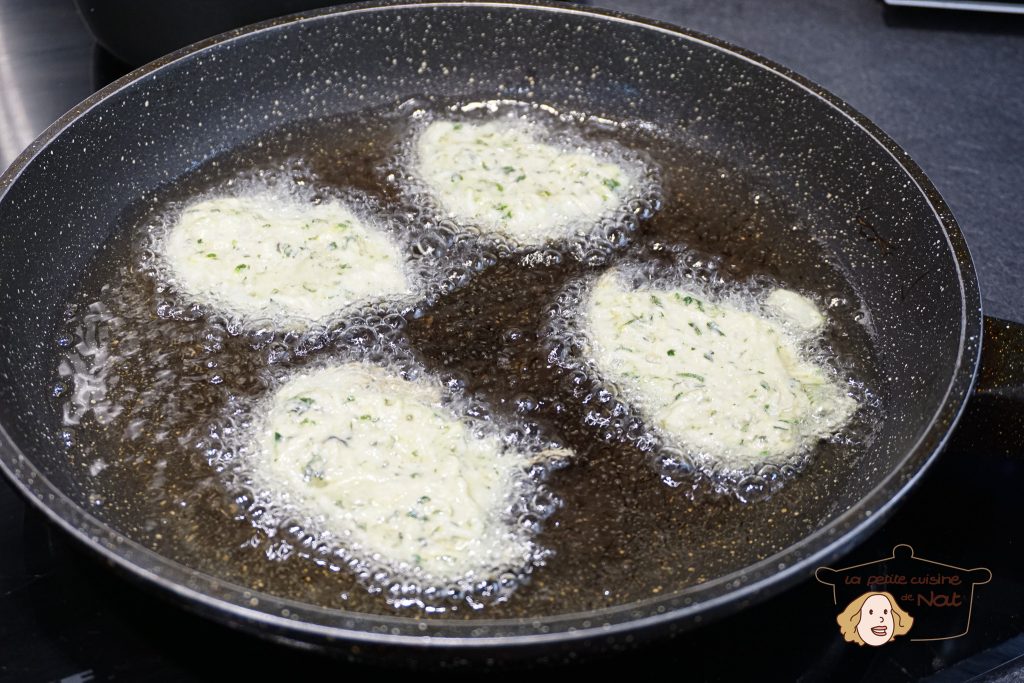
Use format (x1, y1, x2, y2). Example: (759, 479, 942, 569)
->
(0, 0, 1020, 663)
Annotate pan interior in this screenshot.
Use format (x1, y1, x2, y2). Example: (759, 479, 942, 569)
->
(0, 2, 977, 637)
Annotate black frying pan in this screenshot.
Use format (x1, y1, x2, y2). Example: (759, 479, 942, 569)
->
(0, 0, 1020, 663)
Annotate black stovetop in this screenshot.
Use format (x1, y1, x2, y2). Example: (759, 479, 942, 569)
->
(1, 1, 1022, 681)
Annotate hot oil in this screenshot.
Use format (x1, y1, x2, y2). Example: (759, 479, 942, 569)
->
(55, 99, 882, 619)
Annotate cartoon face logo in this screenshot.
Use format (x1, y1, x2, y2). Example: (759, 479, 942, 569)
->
(838, 591, 913, 646)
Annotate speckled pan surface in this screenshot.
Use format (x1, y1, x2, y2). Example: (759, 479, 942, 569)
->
(0, 0, 982, 649)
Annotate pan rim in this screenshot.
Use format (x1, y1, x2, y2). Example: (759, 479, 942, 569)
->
(0, 0, 983, 647)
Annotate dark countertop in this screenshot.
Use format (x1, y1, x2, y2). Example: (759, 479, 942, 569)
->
(0, 1, 1022, 681)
